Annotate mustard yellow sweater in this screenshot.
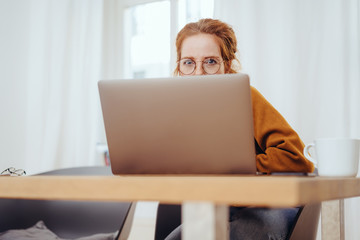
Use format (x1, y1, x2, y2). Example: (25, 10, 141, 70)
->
(251, 87, 314, 173)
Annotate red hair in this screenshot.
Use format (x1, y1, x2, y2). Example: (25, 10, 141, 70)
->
(174, 18, 241, 75)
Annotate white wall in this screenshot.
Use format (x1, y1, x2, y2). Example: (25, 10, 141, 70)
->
(0, 1, 30, 171)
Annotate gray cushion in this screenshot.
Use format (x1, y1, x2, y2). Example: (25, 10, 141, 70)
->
(0, 221, 117, 240)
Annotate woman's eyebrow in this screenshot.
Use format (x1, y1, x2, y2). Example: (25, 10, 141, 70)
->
(181, 56, 221, 60)
(205, 56, 221, 59)
(180, 56, 195, 60)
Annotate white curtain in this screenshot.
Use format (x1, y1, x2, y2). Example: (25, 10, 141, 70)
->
(214, 0, 360, 239)
(214, 0, 360, 142)
(24, 0, 104, 173)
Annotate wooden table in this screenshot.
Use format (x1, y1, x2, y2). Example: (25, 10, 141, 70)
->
(1, 175, 360, 240)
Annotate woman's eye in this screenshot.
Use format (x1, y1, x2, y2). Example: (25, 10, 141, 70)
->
(205, 58, 218, 65)
(182, 59, 195, 65)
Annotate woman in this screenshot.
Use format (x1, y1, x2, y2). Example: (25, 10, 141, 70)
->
(165, 18, 314, 240)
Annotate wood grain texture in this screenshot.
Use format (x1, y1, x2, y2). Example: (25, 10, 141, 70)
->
(1, 176, 360, 207)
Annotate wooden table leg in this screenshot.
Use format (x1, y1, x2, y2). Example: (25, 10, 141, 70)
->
(321, 199, 345, 240)
(182, 202, 229, 240)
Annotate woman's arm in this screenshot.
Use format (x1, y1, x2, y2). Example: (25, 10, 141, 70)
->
(251, 87, 314, 173)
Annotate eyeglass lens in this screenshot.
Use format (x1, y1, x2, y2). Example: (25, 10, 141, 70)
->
(179, 58, 222, 75)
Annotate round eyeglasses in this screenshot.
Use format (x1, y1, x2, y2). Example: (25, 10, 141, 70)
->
(178, 57, 224, 75)
(1, 167, 26, 176)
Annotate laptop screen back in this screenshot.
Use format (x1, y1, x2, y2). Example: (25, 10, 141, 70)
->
(98, 73, 256, 174)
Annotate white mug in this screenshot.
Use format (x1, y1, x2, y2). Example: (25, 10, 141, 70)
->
(304, 138, 360, 177)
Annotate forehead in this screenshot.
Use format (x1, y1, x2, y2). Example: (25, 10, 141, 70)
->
(180, 33, 221, 58)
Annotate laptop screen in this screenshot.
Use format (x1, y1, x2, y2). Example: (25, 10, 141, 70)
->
(98, 73, 256, 174)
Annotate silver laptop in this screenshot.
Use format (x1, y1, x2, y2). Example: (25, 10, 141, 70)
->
(98, 73, 256, 174)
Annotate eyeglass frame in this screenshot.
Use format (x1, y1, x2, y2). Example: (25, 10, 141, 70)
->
(177, 57, 225, 75)
(1, 167, 26, 176)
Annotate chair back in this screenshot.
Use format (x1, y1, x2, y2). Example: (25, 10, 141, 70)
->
(288, 203, 321, 240)
(0, 166, 133, 239)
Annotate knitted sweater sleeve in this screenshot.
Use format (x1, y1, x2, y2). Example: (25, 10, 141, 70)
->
(251, 87, 314, 173)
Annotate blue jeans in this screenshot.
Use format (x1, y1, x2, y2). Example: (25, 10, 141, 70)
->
(165, 207, 299, 240)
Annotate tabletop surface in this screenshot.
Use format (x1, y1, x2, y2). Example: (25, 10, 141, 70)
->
(1, 175, 360, 207)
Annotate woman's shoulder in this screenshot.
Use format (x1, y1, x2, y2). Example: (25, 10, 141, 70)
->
(249, 85, 284, 121)
(250, 86, 271, 106)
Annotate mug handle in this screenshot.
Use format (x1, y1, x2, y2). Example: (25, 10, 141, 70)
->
(303, 143, 317, 166)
